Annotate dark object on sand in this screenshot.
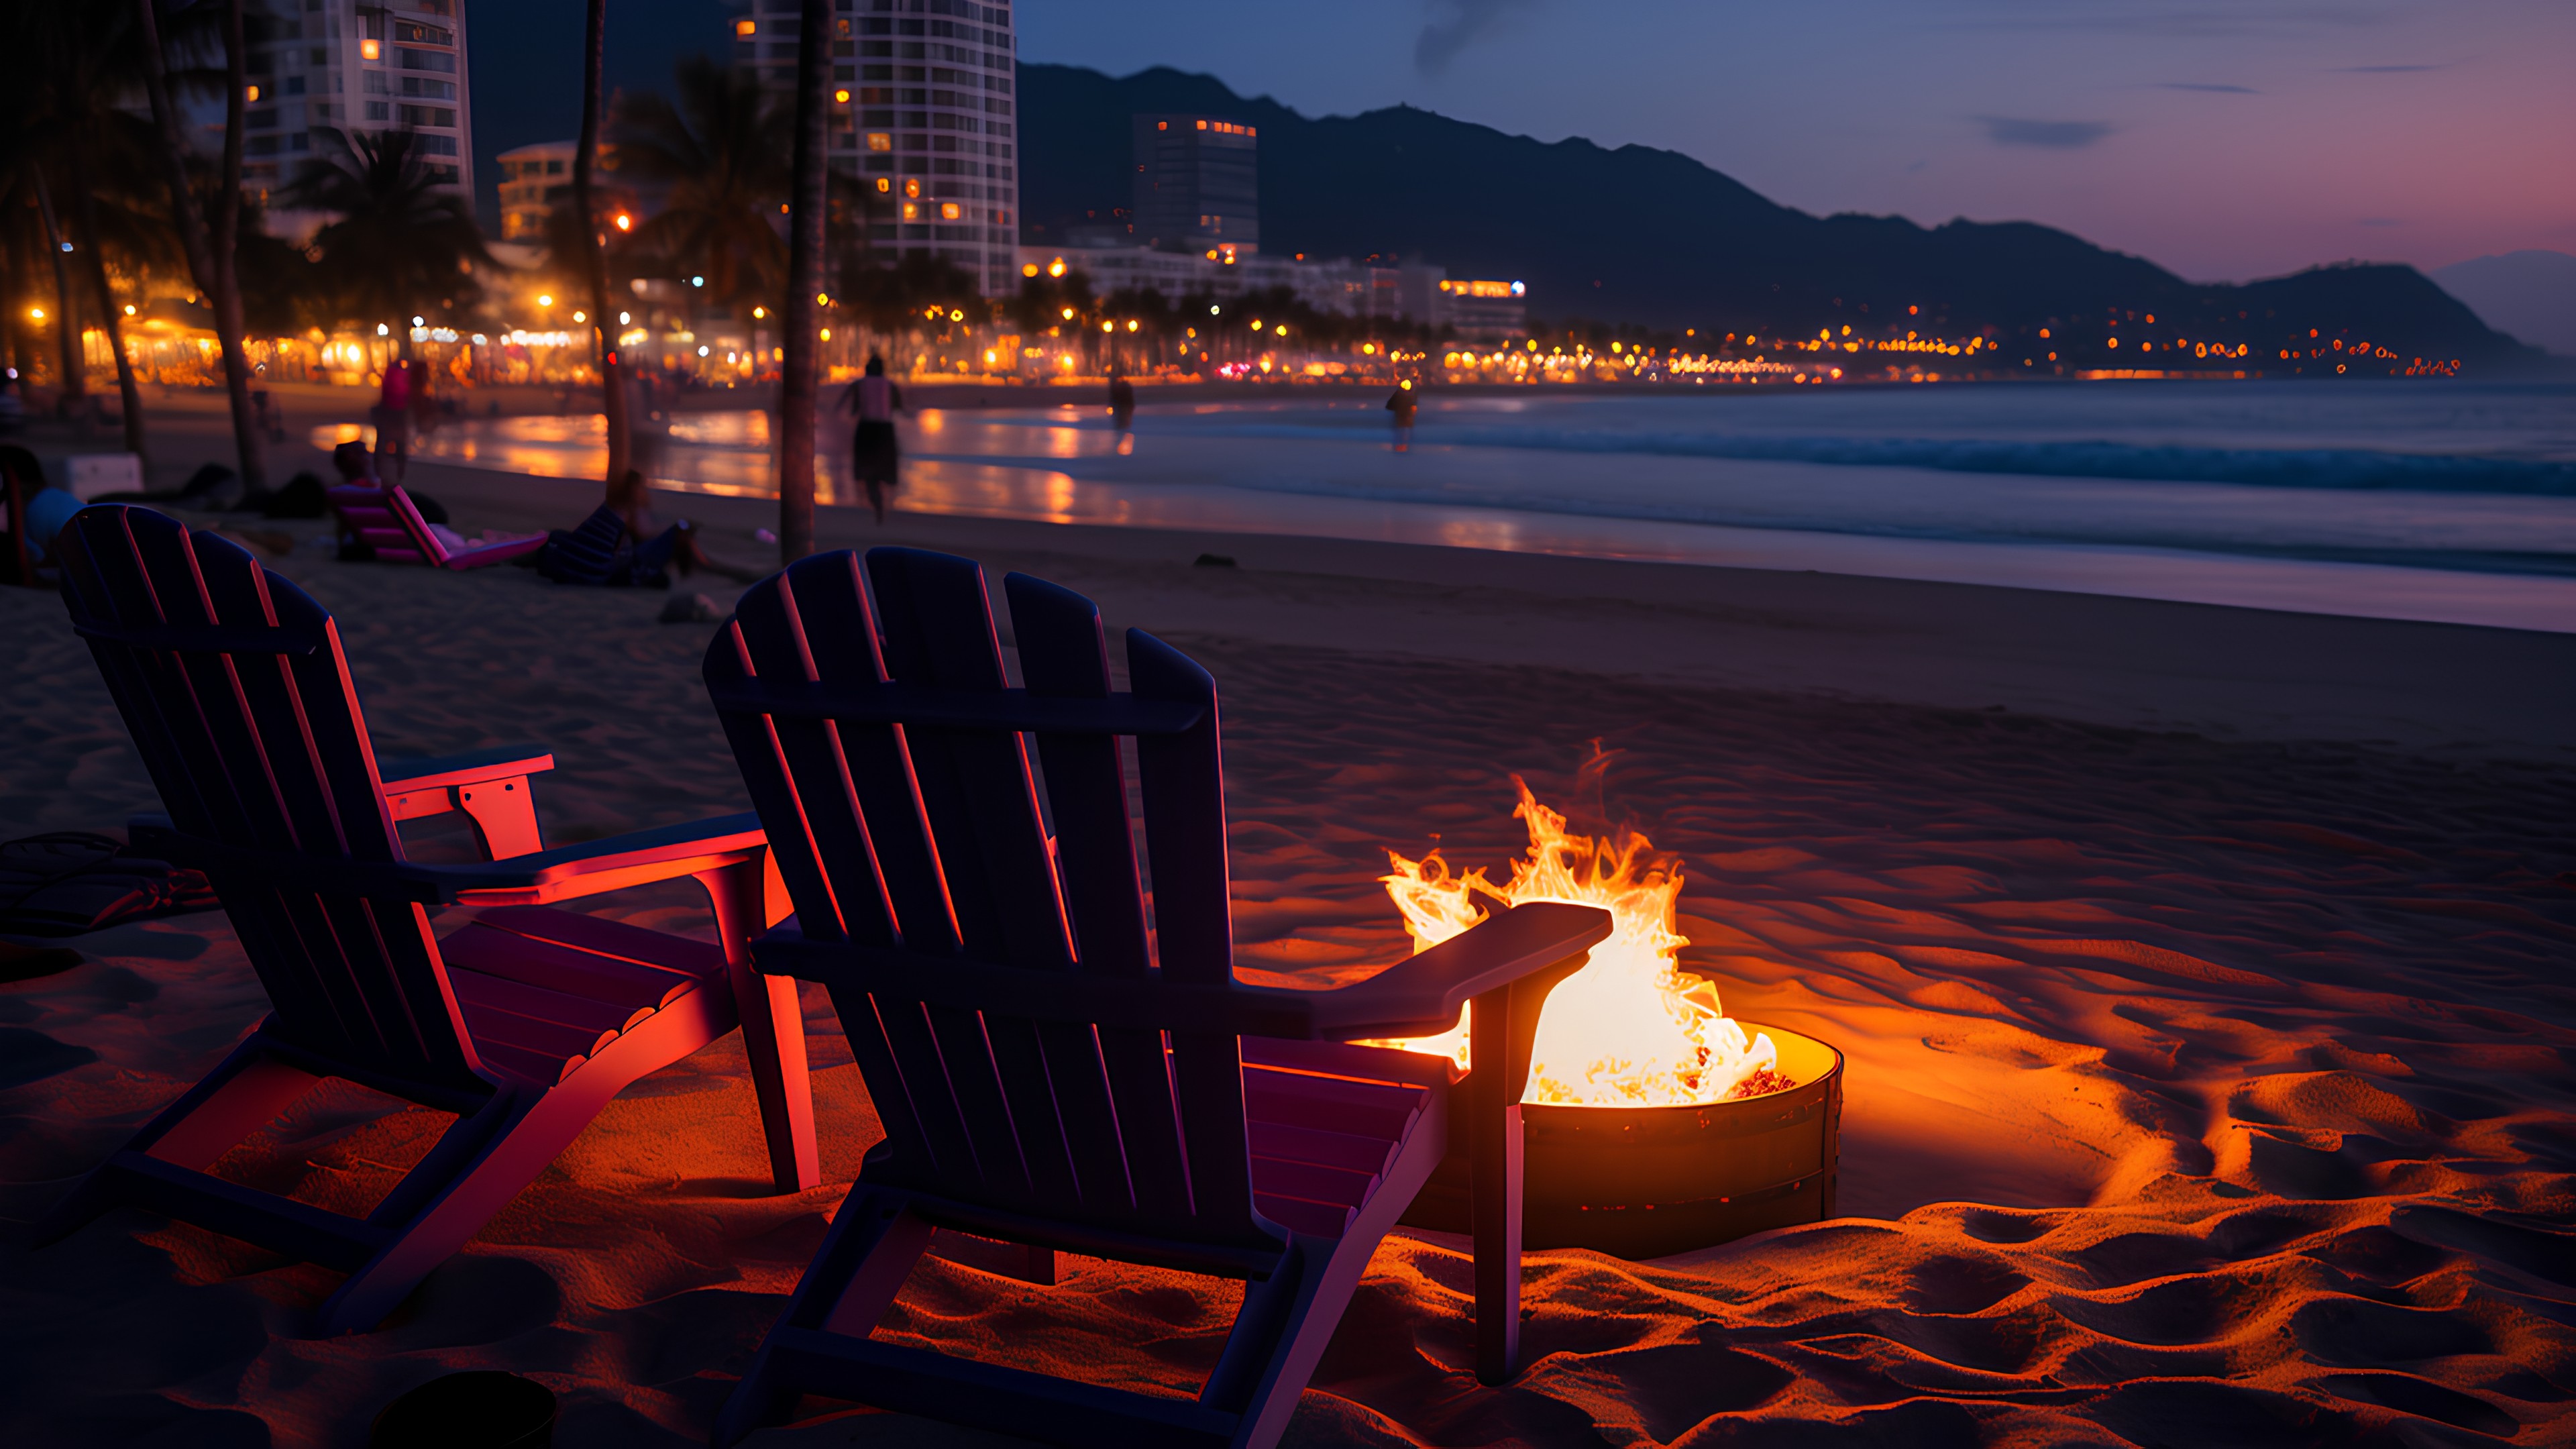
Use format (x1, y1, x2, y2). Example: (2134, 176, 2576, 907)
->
(180, 462, 243, 510)
(262, 471, 329, 519)
(370, 1372, 556, 1449)
(33, 506, 818, 1334)
(0, 831, 216, 939)
(1194, 552, 1236, 568)
(407, 490, 449, 525)
(703, 547, 1611, 1446)
(1400, 1023, 1843, 1259)
(0, 938, 83, 984)
(659, 591, 720, 623)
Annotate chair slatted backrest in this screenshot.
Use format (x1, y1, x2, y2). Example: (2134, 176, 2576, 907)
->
(56, 505, 484, 1090)
(325, 484, 426, 564)
(706, 547, 1271, 1251)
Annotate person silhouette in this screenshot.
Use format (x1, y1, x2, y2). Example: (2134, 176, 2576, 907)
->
(1385, 378, 1419, 453)
(839, 354, 908, 523)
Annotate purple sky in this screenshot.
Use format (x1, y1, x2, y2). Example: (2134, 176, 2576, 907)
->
(1019, 0, 2576, 284)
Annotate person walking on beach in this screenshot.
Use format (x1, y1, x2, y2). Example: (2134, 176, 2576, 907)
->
(839, 354, 907, 523)
(372, 358, 415, 481)
(1386, 378, 1419, 453)
(1108, 369, 1136, 454)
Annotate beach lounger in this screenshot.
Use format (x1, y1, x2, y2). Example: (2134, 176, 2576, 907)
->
(34, 504, 819, 1334)
(325, 481, 545, 570)
(704, 547, 1611, 1449)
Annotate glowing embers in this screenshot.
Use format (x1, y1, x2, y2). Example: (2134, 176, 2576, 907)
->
(1366, 781, 1785, 1107)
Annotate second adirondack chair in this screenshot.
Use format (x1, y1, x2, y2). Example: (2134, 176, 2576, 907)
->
(36, 504, 819, 1333)
(704, 547, 1613, 1449)
(327, 481, 545, 570)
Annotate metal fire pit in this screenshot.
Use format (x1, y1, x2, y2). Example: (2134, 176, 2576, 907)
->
(1399, 1022, 1843, 1260)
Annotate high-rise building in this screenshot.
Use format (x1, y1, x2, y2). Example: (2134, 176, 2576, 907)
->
(731, 0, 1021, 297)
(495, 142, 576, 243)
(241, 0, 474, 205)
(1132, 114, 1258, 256)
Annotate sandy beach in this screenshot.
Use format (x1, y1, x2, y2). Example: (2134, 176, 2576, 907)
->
(4, 413, 2574, 1445)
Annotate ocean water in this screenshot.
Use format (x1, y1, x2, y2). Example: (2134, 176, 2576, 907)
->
(395, 380, 2576, 632)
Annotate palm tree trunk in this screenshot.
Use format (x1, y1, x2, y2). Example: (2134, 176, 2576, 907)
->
(211, 0, 267, 492)
(776, 0, 833, 563)
(575, 0, 631, 506)
(32, 174, 87, 415)
(132, 0, 261, 488)
(73, 176, 149, 464)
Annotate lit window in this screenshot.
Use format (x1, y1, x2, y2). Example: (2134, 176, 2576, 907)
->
(938, 201, 961, 220)
(735, 18, 755, 36)
(246, 84, 260, 102)
(866, 132, 891, 152)
(874, 176, 891, 193)
(1195, 119, 1206, 129)
(1157, 121, 1168, 130)
(359, 38, 380, 59)
(901, 201, 921, 220)
(902, 178, 920, 198)
(835, 89, 851, 104)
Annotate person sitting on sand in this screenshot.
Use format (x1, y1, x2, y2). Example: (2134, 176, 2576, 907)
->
(839, 354, 906, 524)
(2, 443, 78, 583)
(1387, 378, 1419, 453)
(537, 470, 759, 587)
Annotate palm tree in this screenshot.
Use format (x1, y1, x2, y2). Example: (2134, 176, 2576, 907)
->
(129, 0, 266, 492)
(612, 57, 792, 333)
(574, 0, 631, 498)
(19, 0, 174, 458)
(777, 1, 834, 561)
(284, 129, 492, 352)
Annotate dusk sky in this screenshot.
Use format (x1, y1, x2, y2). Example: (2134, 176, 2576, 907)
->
(474, 0, 2576, 284)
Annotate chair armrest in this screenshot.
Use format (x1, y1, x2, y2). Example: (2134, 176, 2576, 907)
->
(378, 745, 557, 794)
(1299, 902, 1611, 1040)
(747, 902, 1609, 1044)
(441, 812, 767, 904)
(129, 812, 765, 907)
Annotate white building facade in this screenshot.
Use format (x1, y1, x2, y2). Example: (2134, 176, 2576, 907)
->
(732, 0, 1020, 298)
(242, 0, 473, 205)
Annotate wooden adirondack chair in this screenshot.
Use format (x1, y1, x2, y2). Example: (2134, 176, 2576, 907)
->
(326, 482, 545, 570)
(704, 547, 1613, 1449)
(34, 504, 820, 1333)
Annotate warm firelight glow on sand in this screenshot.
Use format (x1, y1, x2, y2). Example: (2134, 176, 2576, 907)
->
(1365, 782, 1780, 1106)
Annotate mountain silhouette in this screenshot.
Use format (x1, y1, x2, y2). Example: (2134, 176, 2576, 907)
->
(1018, 64, 2536, 372)
(2434, 251, 2576, 357)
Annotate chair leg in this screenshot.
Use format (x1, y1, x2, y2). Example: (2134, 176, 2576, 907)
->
(313, 1088, 579, 1334)
(1471, 1101, 1525, 1386)
(699, 858, 818, 1193)
(714, 1189, 934, 1447)
(28, 1038, 317, 1247)
(136, 1055, 321, 1171)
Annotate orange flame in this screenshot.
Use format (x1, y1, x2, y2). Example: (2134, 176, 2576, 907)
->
(1365, 781, 1778, 1106)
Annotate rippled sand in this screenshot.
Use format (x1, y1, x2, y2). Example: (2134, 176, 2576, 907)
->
(1, 504, 2571, 1446)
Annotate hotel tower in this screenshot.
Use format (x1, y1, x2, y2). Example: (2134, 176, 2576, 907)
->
(731, 0, 1021, 297)
(241, 0, 474, 206)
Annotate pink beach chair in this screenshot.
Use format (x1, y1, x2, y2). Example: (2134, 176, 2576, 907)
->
(704, 547, 1611, 1448)
(36, 504, 819, 1334)
(326, 481, 545, 569)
